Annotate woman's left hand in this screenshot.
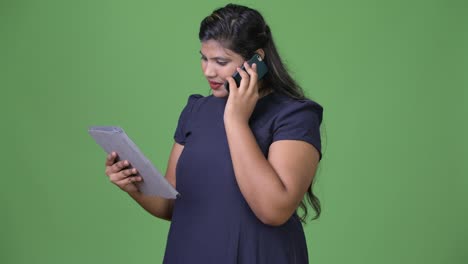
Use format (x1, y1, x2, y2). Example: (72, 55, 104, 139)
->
(224, 61, 259, 124)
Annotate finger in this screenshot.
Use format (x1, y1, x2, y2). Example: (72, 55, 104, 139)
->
(245, 63, 258, 93)
(105, 152, 117, 167)
(120, 168, 138, 179)
(115, 176, 142, 188)
(125, 176, 142, 184)
(110, 160, 130, 174)
(110, 168, 137, 182)
(237, 65, 250, 91)
(226, 76, 238, 95)
(104, 152, 119, 175)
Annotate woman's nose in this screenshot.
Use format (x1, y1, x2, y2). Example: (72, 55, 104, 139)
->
(203, 63, 216, 78)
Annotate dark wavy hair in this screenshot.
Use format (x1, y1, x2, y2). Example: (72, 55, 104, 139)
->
(199, 3, 321, 222)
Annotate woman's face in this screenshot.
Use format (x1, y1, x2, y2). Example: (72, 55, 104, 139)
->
(200, 39, 245, 98)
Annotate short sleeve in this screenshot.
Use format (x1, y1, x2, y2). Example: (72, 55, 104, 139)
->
(272, 100, 324, 160)
(174, 94, 203, 145)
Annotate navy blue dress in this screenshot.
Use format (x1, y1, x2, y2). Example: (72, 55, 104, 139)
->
(163, 92, 323, 264)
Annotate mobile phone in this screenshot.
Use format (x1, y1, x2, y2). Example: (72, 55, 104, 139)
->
(224, 53, 268, 92)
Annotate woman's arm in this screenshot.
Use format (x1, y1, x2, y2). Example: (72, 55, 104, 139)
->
(225, 121, 319, 226)
(106, 143, 184, 221)
(224, 62, 320, 226)
(126, 142, 183, 221)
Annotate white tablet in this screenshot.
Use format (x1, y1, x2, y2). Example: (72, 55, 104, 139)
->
(88, 126, 179, 199)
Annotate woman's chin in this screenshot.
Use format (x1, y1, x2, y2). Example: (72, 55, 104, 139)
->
(212, 88, 229, 98)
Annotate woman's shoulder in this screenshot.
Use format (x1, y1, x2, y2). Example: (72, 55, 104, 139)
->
(185, 93, 225, 103)
(185, 93, 205, 103)
(180, 93, 205, 111)
(267, 92, 323, 121)
(180, 93, 229, 116)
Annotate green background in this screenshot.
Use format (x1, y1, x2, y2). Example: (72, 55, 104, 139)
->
(1, 0, 466, 263)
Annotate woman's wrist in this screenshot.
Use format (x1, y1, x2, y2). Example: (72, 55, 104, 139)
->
(127, 189, 142, 199)
(224, 115, 249, 130)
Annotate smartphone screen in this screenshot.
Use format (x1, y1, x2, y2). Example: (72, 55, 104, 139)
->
(224, 53, 268, 92)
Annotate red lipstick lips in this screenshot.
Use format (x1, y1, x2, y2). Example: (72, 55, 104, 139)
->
(209, 81, 223, 90)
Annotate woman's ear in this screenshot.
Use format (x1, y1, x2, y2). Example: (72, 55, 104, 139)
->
(255, 49, 265, 59)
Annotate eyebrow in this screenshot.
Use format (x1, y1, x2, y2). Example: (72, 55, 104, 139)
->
(199, 51, 230, 61)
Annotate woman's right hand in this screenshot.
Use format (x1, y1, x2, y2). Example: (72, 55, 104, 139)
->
(104, 152, 142, 194)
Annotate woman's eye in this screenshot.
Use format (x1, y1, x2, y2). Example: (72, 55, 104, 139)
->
(201, 57, 207, 61)
(217, 61, 228, 66)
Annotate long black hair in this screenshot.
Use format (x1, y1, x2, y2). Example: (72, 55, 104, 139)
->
(199, 4, 322, 222)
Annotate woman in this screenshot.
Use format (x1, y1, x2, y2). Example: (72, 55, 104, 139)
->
(105, 3, 323, 263)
